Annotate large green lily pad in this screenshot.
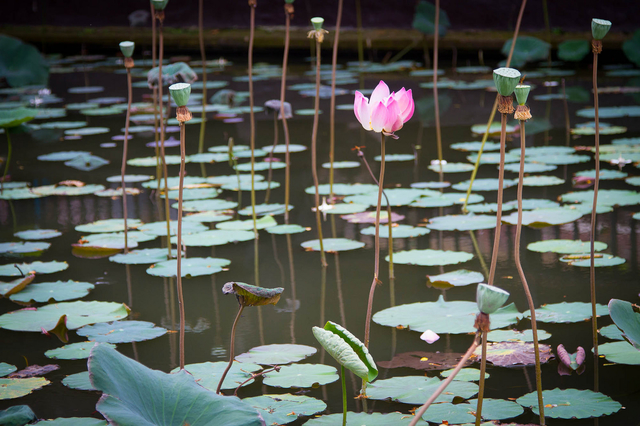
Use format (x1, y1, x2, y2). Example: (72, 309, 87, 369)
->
(0, 261, 68, 276)
(524, 302, 608, 323)
(305, 183, 381, 196)
(0, 241, 50, 255)
(373, 295, 521, 334)
(367, 375, 478, 404)
(9, 280, 94, 303)
(608, 299, 640, 348)
(0, 362, 17, 377)
(301, 238, 365, 252)
(596, 341, 640, 365)
(561, 254, 626, 267)
(517, 388, 622, 419)
(45, 342, 116, 360)
(137, 221, 207, 236)
(77, 321, 167, 343)
(560, 189, 640, 206)
(452, 178, 517, 192)
(0, 377, 50, 400)
(178, 199, 238, 212)
(389, 249, 473, 266)
(235, 344, 317, 365)
(527, 239, 607, 254)
(473, 341, 554, 367)
(427, 214, 496, 231)
(216, 216, 277, 231)
(88, 344, 265, 425)
(265, 224, 308, 235)
(146, 257, 230, 278)
(243, 394, 326, 425)
(262, 363, 339, 388)
(177, 361, 262, 390)
(344, 188, 434, 207)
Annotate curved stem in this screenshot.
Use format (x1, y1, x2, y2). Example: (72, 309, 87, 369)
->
(176, 122, 187, 370)
(1, 132, 11, 193)
(590, 49, 600, 392)
(216, 304, 245, 394)
(364, 134, 386, 349)
(311, 39, 327, 267)
(341, 365, 347, 426)
(121, 68, 133, 253)
(487, 112, 507, 286)
(516, 121, 545, 424)
(329, 0, 344, 200)
(248, 1, 258, 239)
(281, 10, 292, 223)
(409, 332, 481, 426)
(475, 330, 488, 425)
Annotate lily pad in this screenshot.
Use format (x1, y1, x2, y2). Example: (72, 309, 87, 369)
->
(0, 362, 17, 377)
(389, 249, 473, 266)
(344, 188, 433, 207)
(367, 375, 478, 404)
(221, 181, 279, 192)
(236, 344, 317, 365)
(600, 324, 625, 341)
(466, 153, 520, 165)
(440, 368, 488, 381)
(109, 248, 176, 265)
(244, 394, 326, 425)
(560, 189, 640, 207)
(421, 398, 523, 424)
(522, 175, 565, 186)
(173, 230, 254, 247)
(427, 214, 496, 231)
(14, 229, 61, 240)
(575, 169, 628, 180)
(301, 238, 364, 252)
(373, 295, 521, 334)
(177, 361, 262, 390)
(517, 388, 622, 419)
(137, 221, 207, 236)
(525, 302, 608, 323)
(265, 224, 308, 235)
(238, 203, 292, 216)
(486, 329, 551, 342)
(361, 224, 429, 238)
(178, 199, 238, 212)
(322, 161, 359, 169)
(596, 341, 640, 365)
(0, 377, 50, 400)
(34, 418, 108, 425)
(502, 162, 557, 173)
(561, 254, 626, 267)
(527, 239, 607, 254)
(305, 183, 379, 196)
(340, 210, 405, 224)
(32, 184, 106, 196)
(37, 151, 90, 162)
(0, 275, 34, 298)
(526, 154, 591, 165)
(450, 141, 500, 152)
(428, 162, 475, 173)
(473, 341, 554, 366)
(76, 219, 142, 234)
(9, 280, 94, 303)
(77, 320, 167, 344)
(411, 193, 484, 208)
(183, 211, 234, 223)
(304, 412, 429, 425)
(216, 216, 277, 231)
(426, 269, 484, 288)
(0, 261, 68, 276)
(0, 405, 37, 425)
(501, 208, 583, 227)
(45, 342, 116, 360)
(262, 363, 338, 388)
(465, 203, 515, 214)
(608, 299, 640, 348)
(62, 371, 95, 391)
(147, 257, 230, 278)
(0, 241, 50, 255)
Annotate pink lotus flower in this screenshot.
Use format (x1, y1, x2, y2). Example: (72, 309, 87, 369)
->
(354, 80, 414, 138)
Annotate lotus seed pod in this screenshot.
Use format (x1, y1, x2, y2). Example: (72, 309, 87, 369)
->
(476, 283, 510, 315)
(285, 0, 294, 3)
(514, 85, 531, 106)
(169, 83, 191, 107)
(119, 41, 135, 58)
(151, 0, 169, 11)
(591, 19, 612, 40)
(311, 17, 324, 31)
(493, 67, 521, 97)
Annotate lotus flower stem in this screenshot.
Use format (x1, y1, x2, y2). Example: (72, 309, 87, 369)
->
(341, 364, 347, 426)
(248, 0, 258, 240)
(310, 32, 327, 268)
(197, 0, 207, 168)
(120, 63, 133, 253)
(475, 330, 488, 426)
(433, 0, 443, 177)
(515, 119, 545, 425)
(469, 230, 489, 279)
(216, 304, 245, 394)
(1, 132, 11, 193)
(409, 332, 481, 426)
(150, 3, 162, 198)
(281, 3, 293, 223)
(328, 0, 344, 201)
(461, 0, 527, 212)
(363, 133, 386, 349)
(561, 79, 570, 146)
(286, 234, 297, 342)
(264, 111, 278, 203)
(487, 109, 508, 286)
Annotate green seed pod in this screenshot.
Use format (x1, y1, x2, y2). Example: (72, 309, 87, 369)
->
(169, 83, 191, 107)
(285, 0, 294, 3)
(476, 283, 510, 315)
(119, 41, 135, 58)
(493, 67, 521, 97)
(151, 0, 169, 11)
(514, 84, 531, 106)
(591, 19, 612, 40)
(311, 17, 324, 31)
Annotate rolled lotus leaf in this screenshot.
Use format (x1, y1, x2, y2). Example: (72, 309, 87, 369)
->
(119, 41, 134, 58)
(476, 283, 510, 315)
(169, 83, 191, 107)
(312, 321, 377, 382)
(514, 84, 531, 106)
(151, 0, 169, 10)
(147, 62, 197, 88)
(222, 282, 283, 307)
(557, 344, 586, 370)
(608, 298, 640, 349)
(311, 17, 324, 31)
(264, 100, 293, 119)
(591, 18, 612, 40)
(493, 67, 521, 97)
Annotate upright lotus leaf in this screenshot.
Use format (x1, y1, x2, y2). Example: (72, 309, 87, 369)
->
(0, 108, 38, 128)
(147, 62, 197, 89)
(0, 35, 49, 87)
(312, 321, 377, 382)
(558, 39, 590, 61)
(263, 100, 292, 119)
(0, 405, 37, 425)
(622, 30, 640, 66)
(608, 299, 640, 349)
(222, 282, 283, 307)
(412, 0, 450, 36)
(88, 344, 266, 425)
(500, 36, 550, 67)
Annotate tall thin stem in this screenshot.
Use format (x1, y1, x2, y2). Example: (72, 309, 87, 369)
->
(197, 0, 207, 176)
(364, 133, 386, 348)
(264, 112, 278, 203)
(329, 0, 344, 200)
(281, 7, 292, 223)
(487, 112, 507, 285)
(590, 48, 601, 392)
(176, 121, 187, 370)
(433, 0, 443, 176)
(248, 0, 258, 239)
(341, 365, 347, 426)
(151, 2, 161, 196)
(475, 331, 488, 425)
(157, 15, 172, 260)
(216, 304, 245, 394)
(1, 132, 11, 193)
(120, 67, 133, 253)
(311, 39, 327, 268)
(516, 121, 545, 424)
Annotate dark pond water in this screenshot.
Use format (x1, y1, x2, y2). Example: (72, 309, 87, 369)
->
(0, 52, 639, 425)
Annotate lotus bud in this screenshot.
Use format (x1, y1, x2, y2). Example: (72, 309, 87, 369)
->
(151, 0, 169, 10)
(311, 17, 324, 31)
(493, 67, 521, 97)
(591, 19, 611, 40)
(476, 283, 510, 315)
(119, 41, 135, 58)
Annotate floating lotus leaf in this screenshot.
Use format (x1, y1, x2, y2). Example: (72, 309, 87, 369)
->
(0, 405, 37, 425)
(216, 216, 277, 231)
(428, 162, 475, 173)
(389, 249, 473, 266)
(361, 224, 429, 238)
(304, 183, 379, 196)
(313, 321, 377, 381)
(238, 203, 292, 216)
(470, 123, 517, 136)
(569, 203, 614, 215)
(0, 35, 49, 87)
(143, 176, 207, 190)
(526, 154, 590, 165)
(88, 344, 265, 425)
(577, 105, 640, 119)
(35, 418, 107, 425)
(367, 375, 478, 404)
(340, 210, 405, 224)
(0, 241, 50, 255)
(612, 136, 640, 145)
(560, 254, 626, 267)
(236, 344, 317, 365)
(32, 184, 106, 196)
(147, 257, 230, 278)
(231, 149, 267, 159)
(373, 295, 521, 334)
(501, 208, 583, 228)
(9, 280, 94, 303)
(0, 362, 17, 377)
(265, 224, 308, 234)
(473, 341, 554, 367)
(62, 371, 94, 391)
(222, 282, 283, 307)
(183, 211, 234, 223)
(411, 192, 484, 208)
(596, 342, 640, 365)
(575, 169, 628, 180)
(373, 154, 415, 162)
(452, 178, 517, 192)
(173, 230, 254, 247)
(163, 188, 220, 201)
(608, 299, 640, 348)
(301, 238, 365, 252)
(502, 162, 557, 173)
(426, 269, 484, 288)
(626, 176, 640, 186)
(600, 152, 640, 163)
(517, 388, 622, 419)
(243, 394, 326, 425)
(305, 412, 429, 425)
(465, 203, 515, 214)
(185, 153, 227, 163)
(0, 108, 38, 128)
(33, 108, 66, 119)
(175, 361, 262, 390)
(14, 229, 61, 240)
(600, 324, 624, 341)
(377, 351, 473, 371)
(427, 214, 496, 231)
(525, 302, 608, 323)
(440, 368, 488, 381)
(0, 182, 28, 190)
(0, 261, 68, 276)
(261, 144, 306, 153)
(522, 175, 565, 186)
(527, 239, 607, 254)
(451, 141, 500, 152)
(0, 188, 44, 200)
(77, 320, 167, 344)
(80, 107, 121, 116)
(321, 161, 359, 169)
(560, 189, 640, 206)
(486, 329, 551, 342)
(0, 377, 49, 400)
(262, 363, 338, 388)
(0, 275, 34, 297)
(64, 127, 109, 136)
(69, 86, 104, 94)
(37, 151, 90, 162)
(411, 181, 451, 189)
(421, 398, 523, 424)
(221, 181, 279, 192)
(45, 342, 116, 360)
(137, 220, 207, 236)
(128, 155, 182, 167)
(344, 188, 433, 207)
(572, 123, 627, 135)
(109, 249, 178, 265)
(558, 39, 591, 61)
(75, 219, 142, 234)
(178, 199, 238, 212)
